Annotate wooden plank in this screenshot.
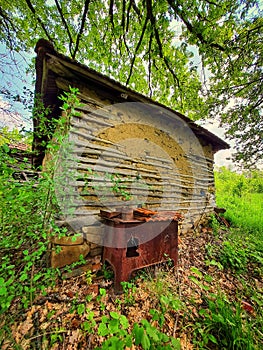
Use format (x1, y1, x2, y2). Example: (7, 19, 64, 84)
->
(70, 139, 125, 155)
(70, 128, 114, 145)
(75, 155, 174, 171)
(71, 116, 113, 128)
(55, 77, 106, 108)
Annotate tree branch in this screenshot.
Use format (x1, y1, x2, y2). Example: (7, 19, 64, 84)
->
(54, 0, 74, 57)
(0, 8, 17, 49)
(119, 0, 130, 55)
(0, 7, 16, 32)
(126, 0, 142, 32)
(166, 0, 225, 51)
(219, 78, 263, 95)
(109, 0, 114, 28)
(147, 32, 153, 97)
(146, 0, 180, 88)
(121, 0, 126, 29)
(126, 16, 149, 85)
(203, 0, 221, 6)
(249, 96, 263, 111)
(126, 0, 132, 32)
(24, 0, 54, 44)
(131, 0, 141, 19)
(72, 0, 91, 59)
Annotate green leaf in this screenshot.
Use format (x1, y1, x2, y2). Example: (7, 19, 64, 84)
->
(99, 288, 106, 296)
(189, 276, 210, 291)
(110, 311, 120, 319)
(2, 144, 10, 153)
(204, 274, 213, 283)
(171, 338, 181, 349)
(0, 285, 7, 296)
(119, 315, 129, 329)
(82, 321, 91, 332)
(98, 322, 109, 337)
(207, 334, 218, 344)
(108, 319, 119, 333)
(190, 266, 203, 277)
(145, 325, 159, 342)
(62, 103, 69, 110)
(213, 314, 225, 324)
(199, 308, 209, 317)
(77, 303, 85, 315)
(160, 332, 169, 342)
(125, 334, 133, 348)
(133, 323, 144, 345)
(141, 332, 150, 350)
(19, 273, 28, 282)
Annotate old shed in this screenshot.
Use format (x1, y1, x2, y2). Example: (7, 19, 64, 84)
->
(33, 39, 229, 268)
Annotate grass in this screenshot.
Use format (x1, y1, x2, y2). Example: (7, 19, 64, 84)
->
(217, 192, 263, 236)
(215, 168, 263, 236)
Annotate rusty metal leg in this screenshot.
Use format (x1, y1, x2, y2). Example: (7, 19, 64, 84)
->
(114, 265, 131, 293)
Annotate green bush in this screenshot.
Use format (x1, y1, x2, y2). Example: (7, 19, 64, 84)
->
(194, 295, 255, 350)
(0, 87, 81, 314)
(95, 311, 181, 350)
(0, 148, 58, 313)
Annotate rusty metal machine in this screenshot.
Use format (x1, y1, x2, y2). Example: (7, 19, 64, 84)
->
(101, 209, 182, 292)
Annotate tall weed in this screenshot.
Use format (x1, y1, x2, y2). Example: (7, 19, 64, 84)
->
(0, 148, 58, 313)
(0, 88, 80, 314)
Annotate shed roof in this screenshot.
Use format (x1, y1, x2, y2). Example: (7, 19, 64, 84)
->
(33, 39, 229, 166)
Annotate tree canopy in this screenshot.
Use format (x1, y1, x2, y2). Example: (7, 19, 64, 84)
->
(0, 0, 262, 167)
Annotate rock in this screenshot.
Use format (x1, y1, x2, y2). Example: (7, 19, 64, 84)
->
(62, 264, 93, 279)
(82, 225, 103, 235)
(55, 216, 99, 230)
(84, 233, 103, 245)
(89, 247, 103, 257)
(51, 234, 84, 246)
(82, 225, 103, 245)
(90, 243, 100, 250)
(51, 241, 90, 268)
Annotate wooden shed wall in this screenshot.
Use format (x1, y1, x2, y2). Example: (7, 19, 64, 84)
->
(51, 76, 216, 239)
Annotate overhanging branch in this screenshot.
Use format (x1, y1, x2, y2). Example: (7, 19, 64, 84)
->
(54, 0, 74, 57)
(146, 0, 180, 89)
(72, 0, 91, 59)
(25, 0, 54, 44)
(126, 16, 149, 85)
(166, 0, 225, 52)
